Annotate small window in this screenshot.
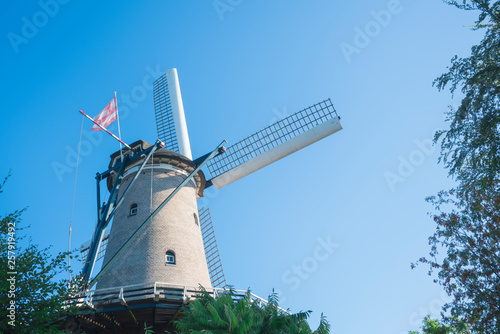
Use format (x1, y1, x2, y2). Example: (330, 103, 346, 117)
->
(165, 251, 176, 265)
(193, 213, 199, 226)
(130, 204, 138, 216)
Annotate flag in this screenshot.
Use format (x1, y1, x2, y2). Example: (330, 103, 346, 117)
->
(91, 97, 118, 131)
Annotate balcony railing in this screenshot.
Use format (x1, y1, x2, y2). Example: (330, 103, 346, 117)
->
(68, 281, 290, 315)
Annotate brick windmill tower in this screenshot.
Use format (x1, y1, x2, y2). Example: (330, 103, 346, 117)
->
(95, 69, 211, 290)
(74, 68, 342, 333)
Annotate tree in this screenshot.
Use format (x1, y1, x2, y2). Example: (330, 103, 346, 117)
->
(413, 1, 500, 332)
(414, 177, 500, 332)
(0, 172, 80, 334)
(408, 316, 471, 334)
(173, 287, 331, 333)
(433, 0, 500, 183)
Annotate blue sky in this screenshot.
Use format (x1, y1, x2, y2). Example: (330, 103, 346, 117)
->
(1, 1, 483, 333)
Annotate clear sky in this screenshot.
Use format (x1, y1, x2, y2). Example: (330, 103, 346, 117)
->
(1, 1, 483, 333)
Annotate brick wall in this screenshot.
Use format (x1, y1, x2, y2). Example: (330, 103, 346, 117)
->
(97, 163, 211, 290)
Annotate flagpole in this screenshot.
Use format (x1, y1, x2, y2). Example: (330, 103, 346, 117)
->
(79, 110, 137, 154)
(114, 91, 124, 162)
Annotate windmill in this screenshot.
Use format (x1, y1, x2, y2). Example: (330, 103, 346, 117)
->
(75, 68, 342, 332)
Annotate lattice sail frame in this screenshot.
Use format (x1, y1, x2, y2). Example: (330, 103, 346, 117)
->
(207, 98, 340, 179)
(153, 73, 179, 153)
(153, 69, 193, 159)
(199, 207, 227, 288)
(81, 233, 109, 263)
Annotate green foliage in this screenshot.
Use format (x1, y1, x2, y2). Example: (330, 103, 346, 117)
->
(408, 315, 471, 334)
(144, 322, 155, 334)
(415, 178, 500, 332)
(174, 287, 330, 334)
(415, 1, 500, 332)
(433, 0, 500, 182)
(0, 172, 81, 333)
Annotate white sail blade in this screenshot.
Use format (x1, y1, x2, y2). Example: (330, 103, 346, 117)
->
(207, 99, 342, 189)
(153, 68, 192, 159)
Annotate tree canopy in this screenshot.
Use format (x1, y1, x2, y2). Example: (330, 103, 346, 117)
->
(409, 316, 471, 334)
(0, 172, 80, 334)
(415, 178, 500, 332)
(414, 1, 500, 332)
(434, 0, 500, 183)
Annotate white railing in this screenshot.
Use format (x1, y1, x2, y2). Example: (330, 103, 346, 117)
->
(69, 282, 290, 314)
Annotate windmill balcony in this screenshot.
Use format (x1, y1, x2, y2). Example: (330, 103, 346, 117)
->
(60, 282, 289, 333)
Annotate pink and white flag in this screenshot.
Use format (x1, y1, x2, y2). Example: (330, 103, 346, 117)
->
(91, 97, 118, 131)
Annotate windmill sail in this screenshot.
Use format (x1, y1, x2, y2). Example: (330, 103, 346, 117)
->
(153, 68, 193, 159)
(207, 98, 342, 189)
(80, 232, 109, 263)
(199, 207, 227, 288)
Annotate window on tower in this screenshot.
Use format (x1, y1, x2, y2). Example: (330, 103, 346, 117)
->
(130, 203, 138, 216)
(165, 251, 176, 265)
